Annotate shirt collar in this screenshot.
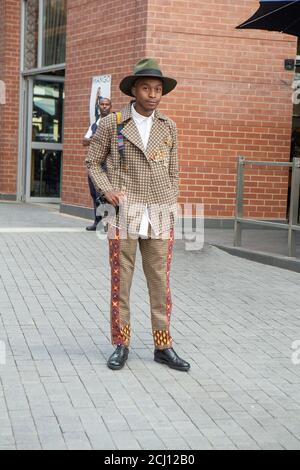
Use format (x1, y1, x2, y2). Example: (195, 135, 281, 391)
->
(131, 103, 155, 123)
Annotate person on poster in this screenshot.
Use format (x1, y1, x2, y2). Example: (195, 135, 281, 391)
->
(94, 86, 103, 123)
(89, 75, 111, 126)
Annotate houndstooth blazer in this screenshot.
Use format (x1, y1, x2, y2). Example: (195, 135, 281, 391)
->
(85, 103, 179, 235)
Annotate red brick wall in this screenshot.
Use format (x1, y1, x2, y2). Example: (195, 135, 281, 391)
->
(0, 0, 296, 217)
(0, 1, 4, 74)
(144, 0, 297, 219)
(0, 0, 20, 197)
(62, 0, 148, 209)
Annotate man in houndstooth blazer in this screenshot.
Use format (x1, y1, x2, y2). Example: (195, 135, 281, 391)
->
(85, 58, 190, 372)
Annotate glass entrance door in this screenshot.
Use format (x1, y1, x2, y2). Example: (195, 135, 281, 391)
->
(26, 75, 64, 202)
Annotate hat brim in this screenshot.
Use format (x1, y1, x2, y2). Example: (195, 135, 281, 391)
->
(119, 74, 177, 97)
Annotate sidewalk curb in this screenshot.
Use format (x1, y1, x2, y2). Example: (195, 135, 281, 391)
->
(212, 244, 300, 273)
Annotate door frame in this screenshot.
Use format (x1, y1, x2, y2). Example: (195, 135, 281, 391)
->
(25, 74, 64, 203)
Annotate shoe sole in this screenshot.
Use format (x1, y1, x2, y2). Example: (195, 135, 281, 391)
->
(154, 357, 190, 372)
(107, 354, 129, 371)
(107, 362, 127, 370)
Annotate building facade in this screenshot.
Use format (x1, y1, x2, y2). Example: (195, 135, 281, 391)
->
(0, 0, 297, 223)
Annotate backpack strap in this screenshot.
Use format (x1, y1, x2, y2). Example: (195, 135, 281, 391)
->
(91, 121, 98, 135)
(115, 112, 125, 160)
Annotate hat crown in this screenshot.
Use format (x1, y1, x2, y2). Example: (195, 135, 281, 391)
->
(134, 58, 161, 75)
(119, 57, 177, 97)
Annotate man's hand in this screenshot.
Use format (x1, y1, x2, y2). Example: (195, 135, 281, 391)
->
(103, 191, 126, 207)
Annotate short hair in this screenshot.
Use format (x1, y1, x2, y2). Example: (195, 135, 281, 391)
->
(99, 97, 112, 105)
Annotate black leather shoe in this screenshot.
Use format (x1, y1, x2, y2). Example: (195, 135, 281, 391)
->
(154, 348, 190, 372)
(86, 216, 102, 231)
(107, 345, 129, 370)
(86, 223, 97, 231)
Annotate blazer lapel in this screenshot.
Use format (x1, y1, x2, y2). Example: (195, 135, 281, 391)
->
(120, 105, 170, 161)
(121, 119, 146, 156)
(146, 116, 169, 161)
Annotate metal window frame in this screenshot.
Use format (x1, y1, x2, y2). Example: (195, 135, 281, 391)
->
(25, 75, 64, 203)
(17, 0, 27, 201)
(38, 0, 43, 68)
(18, 1, 66, 203)
(22, 63, 66, 76)
(22, 0, 66, 74)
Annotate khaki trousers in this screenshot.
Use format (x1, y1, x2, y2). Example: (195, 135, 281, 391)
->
(108, 227, 174, 349)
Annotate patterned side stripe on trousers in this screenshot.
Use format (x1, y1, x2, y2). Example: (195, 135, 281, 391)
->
(108, 228, 174, 349)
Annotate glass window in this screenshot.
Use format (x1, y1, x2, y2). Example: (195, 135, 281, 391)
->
(32, 80, 64, 143)
(42, 0, 66, 67)
(30, 149, 62, 197)
(24, 0, 39, 70)
(23, 0, 66, 70)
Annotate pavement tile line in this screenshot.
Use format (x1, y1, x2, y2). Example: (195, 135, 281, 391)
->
(0, 228, 87, 233)
(1, 205, 300, 449)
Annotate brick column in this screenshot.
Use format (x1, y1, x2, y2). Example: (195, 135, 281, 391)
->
(0, 0, 21, 200)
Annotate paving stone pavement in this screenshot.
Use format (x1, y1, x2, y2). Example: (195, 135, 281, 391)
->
(1, 203, 300, 450)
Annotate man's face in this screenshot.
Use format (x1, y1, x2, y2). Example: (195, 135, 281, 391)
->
(132, 78, 163, 113)
(99, 99, 112, 117)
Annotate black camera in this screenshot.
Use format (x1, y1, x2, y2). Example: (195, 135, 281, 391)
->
(95, 193, 108, 205)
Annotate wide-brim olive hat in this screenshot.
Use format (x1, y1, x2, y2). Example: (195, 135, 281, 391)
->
(119, 58, 177, 97)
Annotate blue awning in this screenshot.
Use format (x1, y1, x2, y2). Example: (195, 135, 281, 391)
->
(237, 1, 300, 37)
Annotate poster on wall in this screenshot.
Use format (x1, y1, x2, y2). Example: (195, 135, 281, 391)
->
(89, 74, 112, 126)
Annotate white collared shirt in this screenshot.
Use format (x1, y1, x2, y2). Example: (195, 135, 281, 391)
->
(131, 104, 155, 237)
(131, 103, 155, 150)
